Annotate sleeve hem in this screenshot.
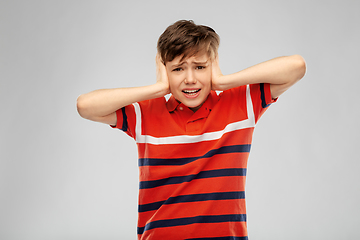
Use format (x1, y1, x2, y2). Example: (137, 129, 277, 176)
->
(261, 83, 277, 108)
(109, 108, 124, 129)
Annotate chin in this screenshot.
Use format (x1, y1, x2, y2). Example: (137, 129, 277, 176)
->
(183, 99, 204, 109)
(173, 92, 207, 110)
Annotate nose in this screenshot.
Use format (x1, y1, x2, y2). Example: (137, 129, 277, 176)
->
(185, 69, 196, 84)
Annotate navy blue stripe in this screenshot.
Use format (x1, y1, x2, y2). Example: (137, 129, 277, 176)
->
(138, 214, 246, 235)
(260, 83, 270, 108)
(139, 144, 251, 166)
(139, 191, 245, 212)
(139, 168, 246, 189)
(121, 107, 128, 131)
(186, 237, 248, 240)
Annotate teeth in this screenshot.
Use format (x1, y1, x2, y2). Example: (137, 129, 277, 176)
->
(183, 89, 199, 94)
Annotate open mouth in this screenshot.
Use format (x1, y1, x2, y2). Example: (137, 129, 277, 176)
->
(182, 89, 201, 96)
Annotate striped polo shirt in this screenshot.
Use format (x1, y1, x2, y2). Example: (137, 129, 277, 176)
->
(113, 83, 275, 240)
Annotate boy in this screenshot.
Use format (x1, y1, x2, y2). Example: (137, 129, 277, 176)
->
(77, 20, 306, 240)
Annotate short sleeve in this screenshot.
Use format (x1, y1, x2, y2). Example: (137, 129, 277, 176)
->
(250, 83, 277, 123)
(110, 104, 137, 139)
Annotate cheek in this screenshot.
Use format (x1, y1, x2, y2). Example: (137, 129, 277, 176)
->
(199, 71, 212, 87)
(168, 76, 181, 90)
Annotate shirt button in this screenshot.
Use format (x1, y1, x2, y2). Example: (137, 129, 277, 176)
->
(179, 106, 183, 110)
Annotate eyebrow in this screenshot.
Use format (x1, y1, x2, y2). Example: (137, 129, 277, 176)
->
(193, 60, 208, 64)
(172, 62, 185, 68)
(172, 60, 208, 68)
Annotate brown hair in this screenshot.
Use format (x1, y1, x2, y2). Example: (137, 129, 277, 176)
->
(157, 20, 220, 64)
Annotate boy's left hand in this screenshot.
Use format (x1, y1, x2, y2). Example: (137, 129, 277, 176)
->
(211, 56, 225, 91)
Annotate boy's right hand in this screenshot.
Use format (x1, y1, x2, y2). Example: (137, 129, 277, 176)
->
(156, 54, 171, 95)
(211, 55, 227, 91)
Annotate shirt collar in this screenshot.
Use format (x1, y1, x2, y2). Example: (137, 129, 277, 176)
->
(166, 95, 181, 112)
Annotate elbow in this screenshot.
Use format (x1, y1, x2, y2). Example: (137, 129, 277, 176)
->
(76, 94, 91, 119)
(291, 54, 307, 81)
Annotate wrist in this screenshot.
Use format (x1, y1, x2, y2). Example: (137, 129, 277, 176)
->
(212, 74, 228, 91)
(154, 82, 170, 97)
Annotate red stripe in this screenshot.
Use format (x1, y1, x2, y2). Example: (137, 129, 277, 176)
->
(139, 175, 246, 205)
(138, 198, 247, 226)
(138, 221, 248, 240)
(139, 152, 249, 182)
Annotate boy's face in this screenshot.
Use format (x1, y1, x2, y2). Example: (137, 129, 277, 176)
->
(165, 53, 212, 112)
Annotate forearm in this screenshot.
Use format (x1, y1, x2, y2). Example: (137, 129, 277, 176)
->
(77, 83, 168, 121)
(213, 55, 306, 92)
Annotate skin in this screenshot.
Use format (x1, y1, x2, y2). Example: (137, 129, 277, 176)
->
(164, 53, 212, 112)
(77, 52, 306, 126)
(211, 54, 306, 99)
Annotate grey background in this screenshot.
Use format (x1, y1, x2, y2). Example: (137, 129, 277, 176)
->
(1, 0, 359, 239)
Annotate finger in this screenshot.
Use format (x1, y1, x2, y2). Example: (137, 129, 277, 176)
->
(156, 53, 160, 64)
(212, 55, 219, 66)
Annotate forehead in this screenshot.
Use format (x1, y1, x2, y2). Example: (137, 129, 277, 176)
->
(168, 53, 209, 66)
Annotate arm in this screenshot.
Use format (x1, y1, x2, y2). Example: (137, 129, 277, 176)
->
(211, 55, 306, 99)
(77, 55, 170, 125)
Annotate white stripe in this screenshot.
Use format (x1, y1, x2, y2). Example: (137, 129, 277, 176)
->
(133, 85, 255, 145)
